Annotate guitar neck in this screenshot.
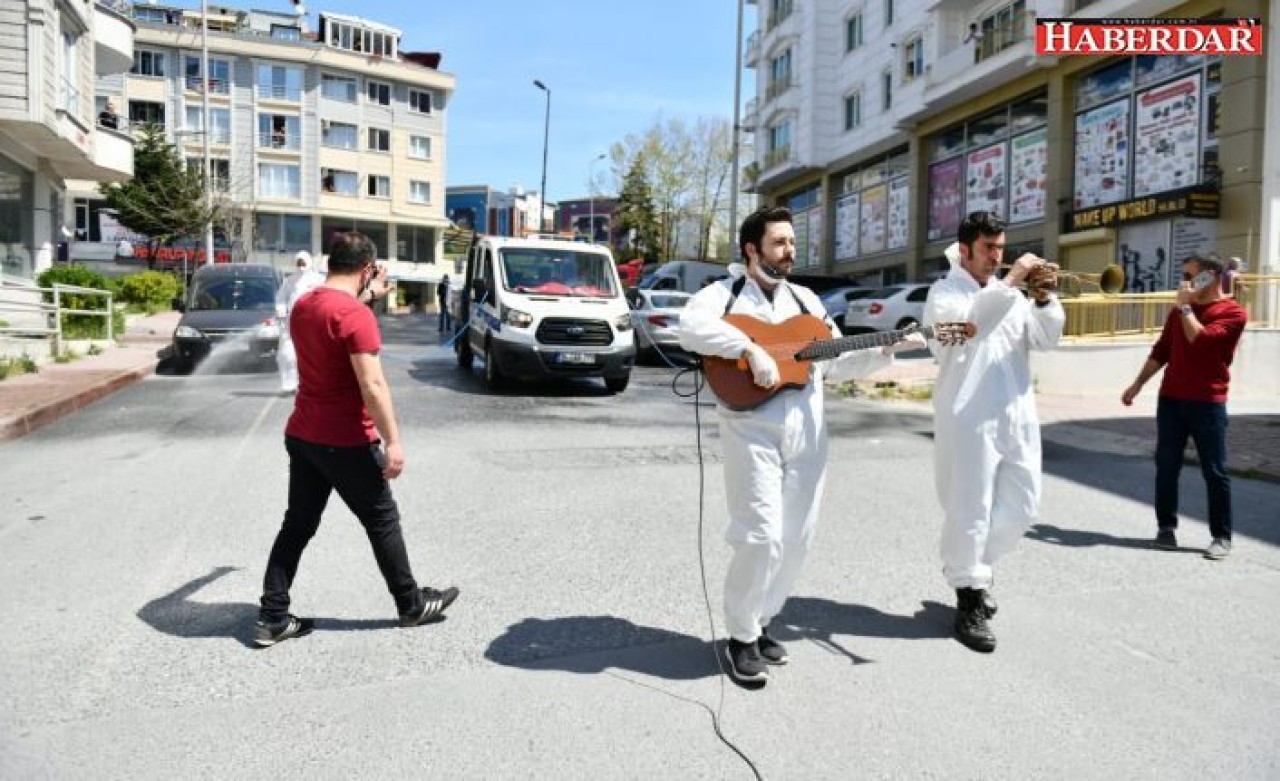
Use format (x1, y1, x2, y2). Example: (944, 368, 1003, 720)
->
(796, 326, 934, 361)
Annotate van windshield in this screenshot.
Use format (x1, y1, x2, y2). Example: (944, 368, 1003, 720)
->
(499, 248, 618, 298)
(190, 277, 278, 311)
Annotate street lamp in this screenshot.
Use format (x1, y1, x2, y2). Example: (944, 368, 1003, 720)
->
(533, 79, 550, 232)
(587, 152, 606, 242)
(201, 0, 214, 266)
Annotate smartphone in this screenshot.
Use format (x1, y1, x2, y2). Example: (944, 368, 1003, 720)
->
(1190, 271, 1215, 292)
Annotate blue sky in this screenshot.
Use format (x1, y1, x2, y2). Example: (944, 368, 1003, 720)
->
(172, 0, 757, 201)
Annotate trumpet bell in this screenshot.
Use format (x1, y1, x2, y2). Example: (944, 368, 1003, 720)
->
(1057, 264, 1126, 297)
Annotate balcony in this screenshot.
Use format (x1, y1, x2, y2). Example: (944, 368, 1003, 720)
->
(257, 85, 302, 102)
(765, 0, 796, 33)
(744, 30, 761, 68)
(763, 145, 791, 170)
(742, 98, 759, 132)
(185, 76, 231, 95)
(764, 74, 796, 102)
(92, 125, 135, 180)
(258, 132, 300, 151)
(94, 0, 136, 75)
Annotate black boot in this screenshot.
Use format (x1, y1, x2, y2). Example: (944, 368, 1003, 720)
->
(954, 588, 997, 653)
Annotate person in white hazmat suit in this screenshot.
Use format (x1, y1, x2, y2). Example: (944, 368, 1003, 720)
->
(679, 206, 925, 686)
(923, 211, 1064, 653)
(275, 251, 325, 394)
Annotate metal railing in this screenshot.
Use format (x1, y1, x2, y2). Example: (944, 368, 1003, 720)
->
(258, 132, 300, 150)
(1060, 274, 1280, 338)
(0, 280, 115, 358)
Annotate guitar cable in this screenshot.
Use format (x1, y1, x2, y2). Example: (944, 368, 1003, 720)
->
(670, 355, 766, 781)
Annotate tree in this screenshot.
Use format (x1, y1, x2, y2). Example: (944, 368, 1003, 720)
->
(611, 155, 661, 263)
(99, 123, 217, 270)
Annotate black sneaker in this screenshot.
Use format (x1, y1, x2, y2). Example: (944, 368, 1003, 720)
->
(253, 614, 314, 648)
(757, 626, 789, 665)
(1154, 528, 1178, 550)
(980, 590, 998, 619)
(954, 589, 996, 653)
(399, 586, 460, 628)
(723, 639, 769, 685)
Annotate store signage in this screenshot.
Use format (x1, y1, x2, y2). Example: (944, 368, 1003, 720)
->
(1064, 186, 1219, 232)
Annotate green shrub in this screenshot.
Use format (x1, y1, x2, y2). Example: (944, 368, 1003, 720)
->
(36, 265, 120, 340)
(118, 270, 180, 312)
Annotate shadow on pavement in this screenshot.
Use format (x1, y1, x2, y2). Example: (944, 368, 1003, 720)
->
(1026, 523, 1155, 550)
(775, 597, 953, 665)
(137, 566, 394, 648)
(484, 616, 719, 681)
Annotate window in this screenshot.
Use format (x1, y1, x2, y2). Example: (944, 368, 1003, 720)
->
(367, 175, 391, 198)
(132, 50, 165, 77)
(60, 31, 77, 114)
(766, 121, 792, 167)
(326, 19, 399, 58)
(258, 114, 300, 149)
(185, 56, 230, 94)
(881, 70, 892, 111)
(409, 181, 431, 203)
(366, 80, 391, 106)
(321, 120, 358, 150)
(844, 92, 862, 131)
(255, 213, 312, 252)
(397, 224, 435, 263)
(320, 74, 358, 103)
(256, 64, 303, 101)
(845, 14, 863, 52)
(903, 37, 924, 82)
(128, 100, 165, 129)
(767, 49, 792, 99)
(186, 158, 231, 192)
(258, 164, 300, 199)
(184, 107, 231, 144)
(409, 135, 432, 159)
(884, 0, 894, 27)
(270, 24, 301, 41)
(978, 1, 1028, 61)
(367, 127, 390, 152)
(409, 89, 432, 115)
(320, 168, 358, 196)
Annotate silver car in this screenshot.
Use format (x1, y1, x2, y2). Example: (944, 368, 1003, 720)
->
(627, 289, 692, 362)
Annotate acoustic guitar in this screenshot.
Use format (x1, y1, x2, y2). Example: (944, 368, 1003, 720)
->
(701, 314, 971, 411)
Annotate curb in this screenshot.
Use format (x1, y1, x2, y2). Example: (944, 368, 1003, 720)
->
(0, 360, 158, 442)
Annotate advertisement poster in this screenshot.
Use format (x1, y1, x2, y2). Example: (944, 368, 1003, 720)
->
(965, 143, 1007, 219)
(1171, 217, 1218, 266)
(1117, 221, 1172, 293)
(1073, 98, 1130, 209)
(927, 159, 963, 241)
(886, 177, 909, 250)
(1009, 128, 1047, 223)
(859, 184, 887, 255)
(806, 208, 823, 268)
(793, 209, 810, 269)
(1133, 74, 1202, 197)
(834, 192, 859, 261)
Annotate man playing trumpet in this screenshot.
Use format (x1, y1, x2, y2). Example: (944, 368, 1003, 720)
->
(923, 211, 1064, 653)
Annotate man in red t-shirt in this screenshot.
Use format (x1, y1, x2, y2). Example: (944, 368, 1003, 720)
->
(1122, 253, 1248, 561)
(254, 232, 459, 647)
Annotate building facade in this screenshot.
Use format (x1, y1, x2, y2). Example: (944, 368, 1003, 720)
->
(746, 0, 1275, 298)
(68, 4, 455, 295)
(0, 0, 135, 281)
(445, 184, 546, 240)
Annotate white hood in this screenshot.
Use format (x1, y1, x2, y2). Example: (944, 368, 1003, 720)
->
(944, 242, 963, 269)
(727, 262, 748, 279)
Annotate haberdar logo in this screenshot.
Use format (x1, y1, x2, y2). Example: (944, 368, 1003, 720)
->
(1035, 18, 1262, 56)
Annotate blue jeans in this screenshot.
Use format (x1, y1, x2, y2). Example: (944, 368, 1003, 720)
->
(1155, 397, 1231, 540)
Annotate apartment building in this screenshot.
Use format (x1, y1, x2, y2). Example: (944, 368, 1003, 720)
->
(745, 0, 1275, 294)
(0, 0, 135, 281)
(70, 3, 455, 295)
(445, 185, 548, 240)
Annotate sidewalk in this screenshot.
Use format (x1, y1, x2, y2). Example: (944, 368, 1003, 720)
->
(2, 319, 1277, 482)
(0, 310, 178, 442)
(854, 357, 1280, 483)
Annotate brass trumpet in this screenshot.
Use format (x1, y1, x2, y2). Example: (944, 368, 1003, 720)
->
(1002, 261, 1125, 297)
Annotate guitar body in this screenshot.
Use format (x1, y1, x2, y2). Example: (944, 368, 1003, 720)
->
(702, 314, 833, 411)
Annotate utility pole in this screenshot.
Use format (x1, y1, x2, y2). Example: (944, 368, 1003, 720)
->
(201, 0, 214, 266)
(728, 0, 745, 262)
(534, 79, 551, 232)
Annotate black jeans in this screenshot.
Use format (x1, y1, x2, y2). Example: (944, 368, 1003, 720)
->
(260, 436, 422, 623)
(1155, 397, 1231, 540)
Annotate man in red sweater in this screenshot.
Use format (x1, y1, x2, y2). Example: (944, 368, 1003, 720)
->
(254, 232, 459, 647)
(1122, 253, 1248, 560)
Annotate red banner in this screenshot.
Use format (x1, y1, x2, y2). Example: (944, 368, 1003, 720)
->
(1036, 18, 1262, 56)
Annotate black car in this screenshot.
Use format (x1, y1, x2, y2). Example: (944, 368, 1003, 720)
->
(170, 263, 284, 372)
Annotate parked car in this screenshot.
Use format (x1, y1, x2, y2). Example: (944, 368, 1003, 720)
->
(818, 286, 874, 332)
(626, 288, 692, 362)
(170, 263, 284, 372)
(843, 282, 933, 334)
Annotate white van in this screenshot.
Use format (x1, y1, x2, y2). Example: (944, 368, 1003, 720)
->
(638, 260, 729, 294)
(454, 235, 635, 392)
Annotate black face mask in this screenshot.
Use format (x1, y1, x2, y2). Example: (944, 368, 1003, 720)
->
(758, 260, 788, 280)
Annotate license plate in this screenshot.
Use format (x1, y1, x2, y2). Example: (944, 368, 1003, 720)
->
(554, 351, 595, 365)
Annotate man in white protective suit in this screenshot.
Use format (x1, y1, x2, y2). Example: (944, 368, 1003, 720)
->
(679, 206, 925, 686)
(923, 211, 1064, 653)
(276, 250, 326, 394)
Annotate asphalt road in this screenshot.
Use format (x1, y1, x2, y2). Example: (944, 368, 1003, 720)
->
(1, 315, 1277, 779)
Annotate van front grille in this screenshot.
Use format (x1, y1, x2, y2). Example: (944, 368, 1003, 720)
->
(535, 317, 612, 346)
